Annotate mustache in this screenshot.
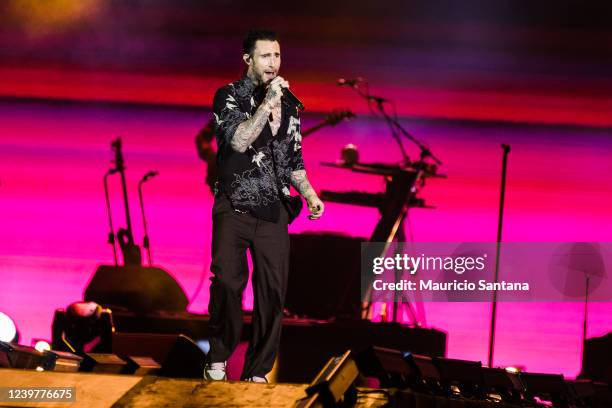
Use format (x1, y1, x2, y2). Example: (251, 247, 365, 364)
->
(263, 74, 277, 85)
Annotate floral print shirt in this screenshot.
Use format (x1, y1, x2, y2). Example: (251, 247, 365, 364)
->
(212, 76, 304, 222)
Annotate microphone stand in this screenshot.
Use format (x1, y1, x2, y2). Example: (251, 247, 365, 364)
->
(346, 80, 443, 327)
(138, 172, 158, 266)
(348, 83, 443, 166)
(488, 144, 511, 367)
(103, 170, 118, 266)
(582, 274, 590, 368)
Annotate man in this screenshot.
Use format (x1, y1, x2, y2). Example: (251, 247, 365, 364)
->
(204, 29, 324, 383)
(194, 118, 218, 195)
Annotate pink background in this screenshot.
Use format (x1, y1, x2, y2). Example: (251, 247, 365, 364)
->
(1, 97, 610, 378)
(1, 0, 612, 379)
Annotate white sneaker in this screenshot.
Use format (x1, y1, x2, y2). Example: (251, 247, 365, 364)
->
(244, 376, 268, 383)
(203, 361, 227, 381)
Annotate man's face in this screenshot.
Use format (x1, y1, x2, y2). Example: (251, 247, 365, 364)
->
(245, 40, 281, 84)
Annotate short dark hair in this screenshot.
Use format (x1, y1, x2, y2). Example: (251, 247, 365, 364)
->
(242, 29, 278, 56)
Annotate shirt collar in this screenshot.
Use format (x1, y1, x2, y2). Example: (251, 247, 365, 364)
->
(240, 75, 258, 94)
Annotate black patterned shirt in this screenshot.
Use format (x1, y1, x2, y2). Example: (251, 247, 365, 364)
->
(212, 76, 304, 222)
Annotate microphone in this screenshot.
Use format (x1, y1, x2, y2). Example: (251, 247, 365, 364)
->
(337, 77, 364, 87)
(282, 88, 304, 111)
(141, 170, 159, 182)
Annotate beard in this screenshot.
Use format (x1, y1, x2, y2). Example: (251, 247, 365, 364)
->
(250, 64, 277, 85)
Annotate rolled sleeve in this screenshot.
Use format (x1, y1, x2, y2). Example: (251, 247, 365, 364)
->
(288, 110, 305, 172)
(212, 86, 248, 149)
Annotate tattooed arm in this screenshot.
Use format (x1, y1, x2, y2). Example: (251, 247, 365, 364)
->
(230, 77, 286, 153)
(230, 102, 273, 153)
(291, 170, 325, 219)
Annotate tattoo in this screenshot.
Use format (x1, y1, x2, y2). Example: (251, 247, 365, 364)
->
(269, 104, 281, 136)
(264, 87, 279, 105)
(230, 103, 272, 153)
(290, 169, 317, 200)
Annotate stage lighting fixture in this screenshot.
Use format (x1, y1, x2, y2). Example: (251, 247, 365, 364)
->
(520, 372, 570, 407)
(42, 349, 82, 372)
(123, 356, 162, 376)
(80, 353, 127, 374)
(33, 340, 51, 353)
(1, 340, 82, 372)
(481, 367, 523, 403)
(112, 332, 206, 378)
(51, 302, 114, 354)
(0, 341, 44, 369)
(402, 352, 442, 394)
(297, 350, 359, 407)
(0, 312, 18, 342)
(353, 345, 414, 388)
(504, 366, 523, 374)
(433, 357, 483, 398)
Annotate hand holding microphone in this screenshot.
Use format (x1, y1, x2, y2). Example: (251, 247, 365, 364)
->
(264, 76, 288, 109)
(264, 76, 305, 111)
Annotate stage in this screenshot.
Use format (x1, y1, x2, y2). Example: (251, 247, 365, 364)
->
(1, 1, 612, 407)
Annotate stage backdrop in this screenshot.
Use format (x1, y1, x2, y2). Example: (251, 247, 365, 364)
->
(1, 0, 612, 378)
(1, 99, 611, 377)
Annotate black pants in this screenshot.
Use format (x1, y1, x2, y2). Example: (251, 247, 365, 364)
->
(207, 195, 290, 379)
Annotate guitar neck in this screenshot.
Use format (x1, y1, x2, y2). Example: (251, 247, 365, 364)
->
(113, 141, 134, 240)
(302, 111, 353, 138)
(302, 122, 329, 138)
(119, 169, 134, 238)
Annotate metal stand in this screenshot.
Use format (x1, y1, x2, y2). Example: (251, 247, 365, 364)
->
(103, 170, 118, 265)
(487, 144, 511, 368)
(138, 171, 158, 267)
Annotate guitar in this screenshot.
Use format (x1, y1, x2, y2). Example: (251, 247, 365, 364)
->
(111, 138, 142, 266)
(302, 109, 355, 138)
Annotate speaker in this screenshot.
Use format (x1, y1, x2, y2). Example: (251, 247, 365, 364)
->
(581, 333, 612, 384)
(42, 350, 83, 372)
(299, 350, 359, 407)
(520, 372, 569, 406)
(353, 346, 414, 388)
(481, 367, 523, 403)
(404, 352, 443, 394)
(287, 233, 363, 319)
(80, 353, 127, 374)
(84, 265, 189, 313)
(123, 356, 162, 376)
(433, 357, 483, 398)
(112, 332, 206, 378)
